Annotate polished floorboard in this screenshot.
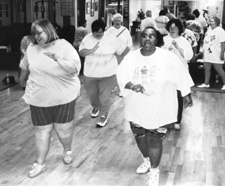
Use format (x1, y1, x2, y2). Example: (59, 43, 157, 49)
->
(1, 36, 225, 186)
(1, 82, 225, 186)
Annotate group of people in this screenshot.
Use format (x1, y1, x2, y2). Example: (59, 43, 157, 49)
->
(18, 7, 225, 186)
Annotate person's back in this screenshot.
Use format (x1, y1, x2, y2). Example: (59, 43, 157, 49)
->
(140, 10, 158, 31)
(193, 9, 207, 34)
(73, 20, 88, 50)
(155, 10, 169, 35)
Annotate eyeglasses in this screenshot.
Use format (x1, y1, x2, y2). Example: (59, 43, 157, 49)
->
(32, 30, 44, 36)
(169, 26, 178, 31)
(141, 33, 156, 39)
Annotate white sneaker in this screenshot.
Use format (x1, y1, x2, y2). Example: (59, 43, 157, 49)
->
(174, 123, 181, 130)
(147, 167, 160, 186)
(221, 85, 225, 90)
(136, 157, 151, 174)
(96, 115, 108, 127)
(28, 162, 47, 178)
(198, 84, 210, 88)
(63, 150, 73, 164)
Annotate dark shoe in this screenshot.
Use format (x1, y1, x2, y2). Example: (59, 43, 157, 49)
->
(91, 108, 99, 118)
(96, 115, 108, 127)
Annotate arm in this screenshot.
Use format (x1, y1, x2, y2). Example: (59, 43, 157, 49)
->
(19, 69, 29, 87)
(79, 42, 99, 57)
(125, 81, 145, 93)
(183, 93, 193, 108)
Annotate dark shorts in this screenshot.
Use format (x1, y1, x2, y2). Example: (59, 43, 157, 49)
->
(130, 122, 167, 140)
(30, 99, 76, 126)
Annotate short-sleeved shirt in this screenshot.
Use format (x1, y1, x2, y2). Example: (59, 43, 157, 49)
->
(106, 26, 133, 55)
(116, 48, 193, 129)
(163, 35, 193, 68)
(203, 26, 225, 64)
(79, 32, 119, 78)
(20, 39, 81, 107)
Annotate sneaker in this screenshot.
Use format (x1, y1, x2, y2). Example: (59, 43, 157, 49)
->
(174, 123, 181, 130)
(147, 167, 160, 186)
(198, 84, 210, 88)
(221, 85, 225, 90)
(96, 115, 108, 127)
(63, 150, 73, 164)
(91, 108, 99, 118)
(28, 162, 47, 178)
(136, 157, 151, 174)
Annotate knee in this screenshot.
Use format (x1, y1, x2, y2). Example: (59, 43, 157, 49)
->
(55, 123, 74, 137)
(146, 134, 163, 148)
(34, 125, 53, 138)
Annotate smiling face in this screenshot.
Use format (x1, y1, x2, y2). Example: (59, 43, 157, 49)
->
(92, 28, 104, 40)
(140, 27, 157, 53)
(113, 17, 122, 29)
(169, 23, 179, 38)
(33, 25, 48, 46)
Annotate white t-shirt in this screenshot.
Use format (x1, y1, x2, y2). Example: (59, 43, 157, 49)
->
(203, 26, 225, 64)
(155, 15, 169, 35)
(79, 32, 119, 77)
(163, 35, 193, 68)
(116, 48, 194, 129)
(106, 26, 133, 55)
(20, 39, 81, 107)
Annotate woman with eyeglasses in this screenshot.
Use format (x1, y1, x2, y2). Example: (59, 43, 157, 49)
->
(19, 19, 81, 178)
(163, 18, 194, 130)
(116, 26, 193, 186)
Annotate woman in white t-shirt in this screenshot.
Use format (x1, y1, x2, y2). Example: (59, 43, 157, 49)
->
(19, 19, 81, 178)
(117, 26, 193, 185)
(79, 19, 120, 128)
(198, 16, 225, 90)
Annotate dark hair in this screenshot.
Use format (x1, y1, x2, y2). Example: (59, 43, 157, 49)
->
(31, 19, 59, 44)
(78, 19, 87, 27)
(159, 10, 166, 16)
(186, 13, 196, 21)
(142, 26, 164, 47)
(193, 9, 200, 18)
(91, 19, 106, 33)
(163, 7, 169, 14)
(166, 18, 184, 35)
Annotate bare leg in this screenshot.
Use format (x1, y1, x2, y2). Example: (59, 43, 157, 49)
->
(203, 62, 212, 85)
(54, 120, 74, 152)
(35, 124, 53, 164)
(213, 64, 225, 84)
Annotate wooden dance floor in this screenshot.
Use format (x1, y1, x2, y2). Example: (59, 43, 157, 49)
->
(0, 81, 225, 186)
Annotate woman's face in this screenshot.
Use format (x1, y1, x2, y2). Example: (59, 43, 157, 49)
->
(169, 23, 179, 38)
(209, 18, 217, 29)
(141, 28, 157, 52)
(92, 28, 104, 40)
(33, 25, 48, 45)
(113, 17, 122, 29)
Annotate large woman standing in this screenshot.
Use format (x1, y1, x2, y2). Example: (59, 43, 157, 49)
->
(163, 18, 193, 130)
(116, 26, 193, 186)
(198, 16, 225, 90)
(19, 19, 81, 178)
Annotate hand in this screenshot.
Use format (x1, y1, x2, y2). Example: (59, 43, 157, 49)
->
(183, 94, 193, 108)
(92, 42, 100, 52)
(131, 84, 145, 93)
(171, 40, 178, 48)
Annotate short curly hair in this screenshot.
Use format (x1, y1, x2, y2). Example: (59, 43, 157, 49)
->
(166, 18, 184, 35)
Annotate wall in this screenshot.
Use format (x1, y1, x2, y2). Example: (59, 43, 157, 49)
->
(85, 0, 99, 33)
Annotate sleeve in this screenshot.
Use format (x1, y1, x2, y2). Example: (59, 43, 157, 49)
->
(79, 34, 91, 51)
(62, 39, 81, 72)
(218, 28, 225, 42)
(171, 54, 194, 96)
(182, 38, 194, 61)
(125, 29, 133, 48)
(19, 49, 29, 70)
(116, 54, 134, 97)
